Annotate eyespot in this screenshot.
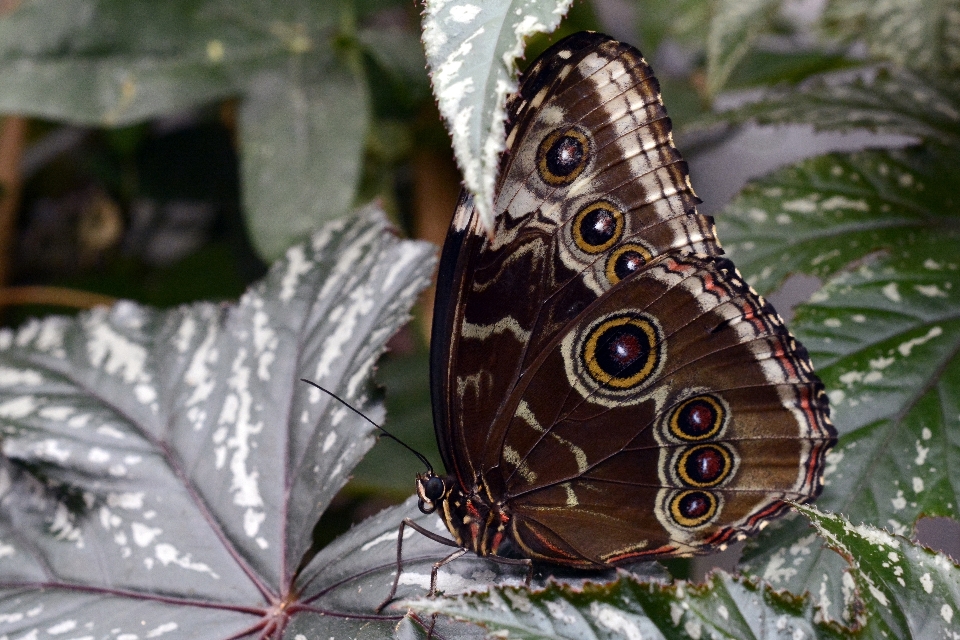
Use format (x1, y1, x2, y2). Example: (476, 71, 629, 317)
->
(572, 201, 623, 253)
(537, 128, 590, 185)
(605, 243, 653, 284)
(676, 444, 733, 488)
(668, 394, 727, 442)
(583, 313, 663, 390)
(670, 490, 718, 527)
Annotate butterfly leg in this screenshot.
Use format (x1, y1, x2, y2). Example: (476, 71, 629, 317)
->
(429, 547, 468, 596)
(376, 517, 461, 613)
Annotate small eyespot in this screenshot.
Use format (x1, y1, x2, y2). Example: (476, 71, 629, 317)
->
(677, 444, 734, 488)
(573, 201, 623, 253)
(668, 395, 728, 442)
(537, 128, 590, 185)
(606, 243, 653, 284)
(670, 490, 718, 527)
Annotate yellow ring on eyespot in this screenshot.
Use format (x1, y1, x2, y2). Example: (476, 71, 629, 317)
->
(670, 490, 718, 528)
(605, 243, 653, 284)
(676, 444, 733, 488)
(572, 201, 624, 254)
(583, 315, 661, 389)
(537, 128, 590, 186)
(668, 395, 726, 442)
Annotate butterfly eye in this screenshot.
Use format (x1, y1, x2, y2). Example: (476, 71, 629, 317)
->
(605, 243, 653, 284)
(670, 490, 719, 528)
(537, 128, 590, 185)
(583, 313, 663, 390)
(572, 201, 623, 253)
(424, 476, 445, 501)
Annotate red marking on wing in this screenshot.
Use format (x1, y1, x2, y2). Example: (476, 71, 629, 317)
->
(605, 544, 678, 564)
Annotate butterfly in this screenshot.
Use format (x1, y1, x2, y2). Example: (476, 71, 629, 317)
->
(379, 31, 835, 609)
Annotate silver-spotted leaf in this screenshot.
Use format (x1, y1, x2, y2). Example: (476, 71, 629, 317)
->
(405, 569, 844, 639)
(0, 206, 435, 638)
(796, 504, 960, 635)
(722, 147, 960, 621)
(701, 67, 960, 149)
(421, 0, 573, 233)
(822, 0, 960, 75)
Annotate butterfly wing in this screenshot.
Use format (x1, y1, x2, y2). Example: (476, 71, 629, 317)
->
(431, 32, 719, 491)
(491, 253, 834, 564)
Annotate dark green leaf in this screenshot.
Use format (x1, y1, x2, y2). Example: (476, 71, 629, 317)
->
(239, 61, 370, 260)
(0, 0, 332, 125)
(721, 147, 960, 620)
(631, 0, 711, 55)
(0, 206, 436, 637)
(796, 504, 960, 634)
(700, 67, 960, 148)
(0, 0, 374, 262)
(822, 0, 960, 75)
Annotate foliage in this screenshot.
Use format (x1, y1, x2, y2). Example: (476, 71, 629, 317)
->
(0, 0, 958, 637)
(407, 506, 960, 638)
(0, 208, 439, 637)
(0, 0, 425, 261)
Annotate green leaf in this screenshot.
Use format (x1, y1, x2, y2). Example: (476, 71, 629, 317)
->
(796, 504, 960, 634)
(404, 508, 960, 638)
(239, 61, 370, 260)
(405, 569, 842, 639)
(700, 67, 960, 148)
(0, 0, 328, 125)
(0, 0, 375, 262)
(421, 0, 573, 232)
(720, 147, 960, 293)
(631, 0, 711, 54)
(822, 0, 960, 75)
(720, 146, 960, 619)
(705, 0, 780, 97)
(0, 206, 438, 637)
(357, 24, 430, 94)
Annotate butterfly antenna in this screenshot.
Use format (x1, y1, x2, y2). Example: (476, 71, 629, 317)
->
(299, 378, 434, 474)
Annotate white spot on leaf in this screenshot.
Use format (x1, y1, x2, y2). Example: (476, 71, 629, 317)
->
(898, 326, 943, 357)
(882, 282, 901, 302)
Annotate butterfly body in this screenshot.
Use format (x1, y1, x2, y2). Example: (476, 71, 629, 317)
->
(419, 32, 835, 571)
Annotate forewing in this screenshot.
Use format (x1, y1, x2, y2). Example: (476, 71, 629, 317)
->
(433, 32, 720, 487)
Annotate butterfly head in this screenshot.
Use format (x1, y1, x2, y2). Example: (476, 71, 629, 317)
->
(416, 472, 449, 514)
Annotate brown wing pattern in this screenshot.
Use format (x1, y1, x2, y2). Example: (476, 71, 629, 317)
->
(430, 31, 835, 563)
(496, 254, 834, 565)
(433, 32, 720, 488)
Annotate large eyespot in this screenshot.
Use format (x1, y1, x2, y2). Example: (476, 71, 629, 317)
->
(573, 201, 623, 253)
(668, 394, 728, 442)
(583, 314, 663, 390)
(670, 490, 718, 527)
(537, 128, 590, 185)
(605, 243, 653, 284)
(677, 444, 734, 488)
